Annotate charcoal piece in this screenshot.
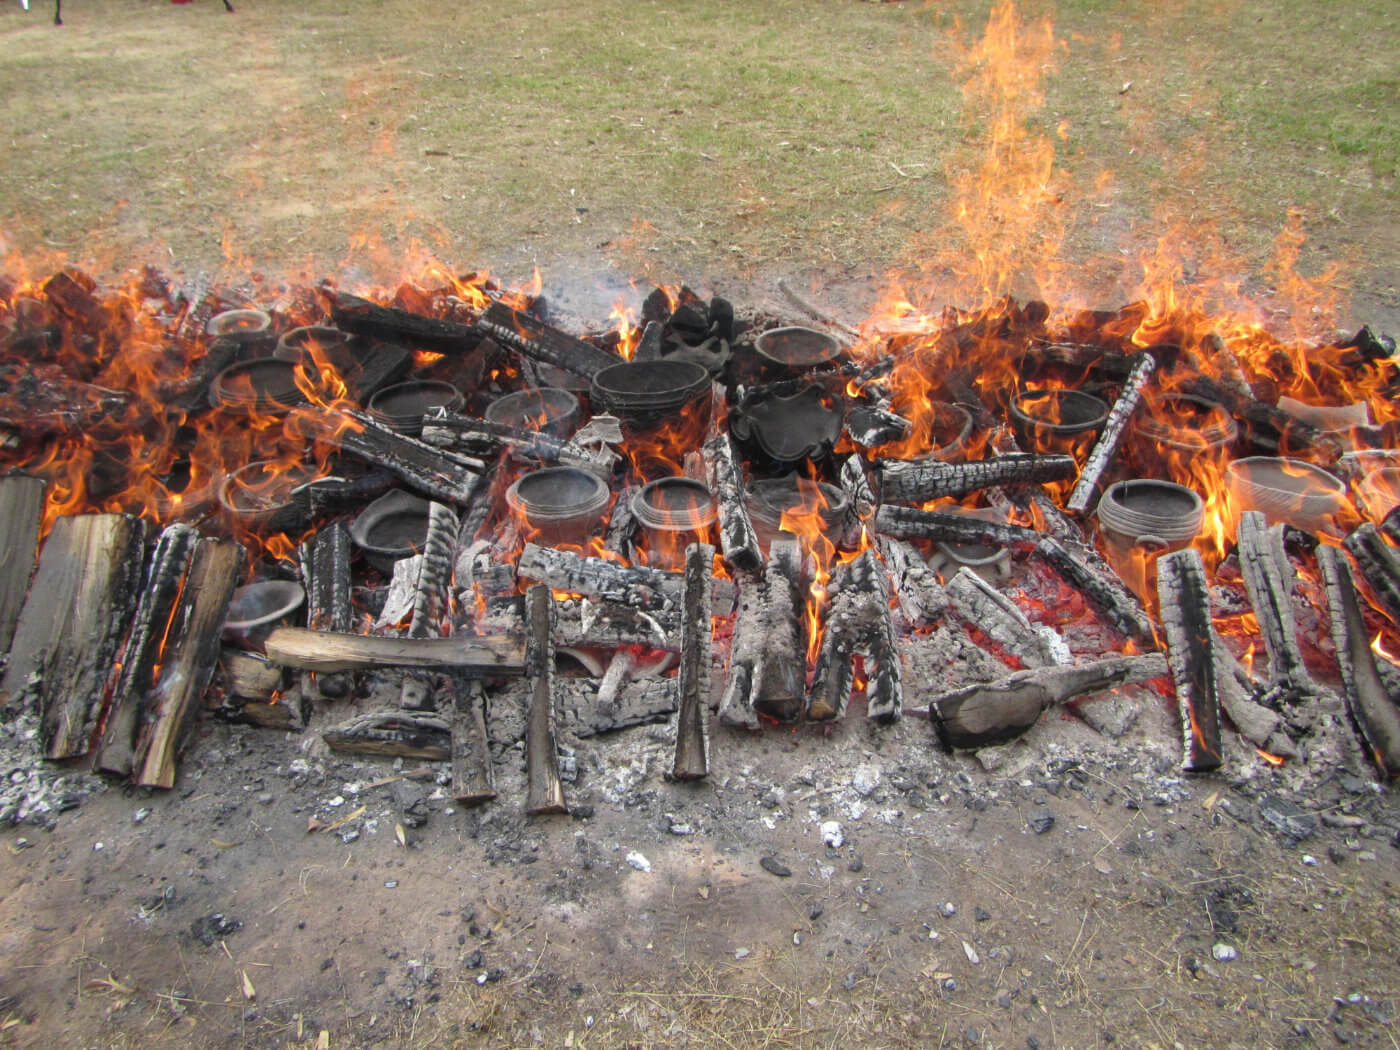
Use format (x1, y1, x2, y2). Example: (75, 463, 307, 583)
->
(1065, 353, 1156, 514)
(878, 453, 1077, 505)
(1157, 548, 1224, 773)
(671, 543, 714, 781)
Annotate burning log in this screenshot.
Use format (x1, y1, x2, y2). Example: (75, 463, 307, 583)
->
(478, 302, 620, 380)
(1, 513, 146, 760)
(930, 653, 1167, 750)
(878, 453, 1077, 505)
(1179, 374, 1342, 461)
(131, 539, 244, 788)
(95, 524, 201, 775)
(323, 712, 451, 760)
(263, 628, 525, 675)
(874, 504, 1042, 550)
(524, 584, 568, 815)
(704, 433, 761, 573)
(944, 567, 1062, 668)
(838, 455, 875, 551)
(671, 543, 714, 780)
(1156, 547, 1225, 772)
(1033, 537, 1157, 646)
(1235, 511, 1317, 700)
(328, 291, 485, 355)
(1381, 504, 1400, 548)
(289, 407, 483, 505)
(419, 414, 619, 475)
(516, 542, 736, 616)
(718, 535, 809, 727)
(808, 548, 902, 723)
(555, 597, 678, 651)
(878, 537, 950, 629)
(0, 474, 46, 652)
(451, 681, 497, 804)
(1317, 546, 1400, 777)
(1065, 353, 1156, 514)
(1342, 523, 1400, 627)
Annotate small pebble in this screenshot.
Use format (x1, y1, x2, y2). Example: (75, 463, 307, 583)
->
(625, 852, 652, 873)
(384, 880, 398, 889)
(975, 907, 991, 922)
(1212, 943, 1237, 962)
(133, 807, 151, 824)
(940, 902, 957, 918)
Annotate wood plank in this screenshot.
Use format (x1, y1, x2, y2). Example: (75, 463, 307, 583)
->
(263, 628, 526, 675)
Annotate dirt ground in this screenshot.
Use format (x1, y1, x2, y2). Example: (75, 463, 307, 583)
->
(2, 2, 1400, 1049)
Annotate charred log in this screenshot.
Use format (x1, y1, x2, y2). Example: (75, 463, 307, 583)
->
(1318, 545, 1400, 777)
(704, 433, 761, 573)
(517, 542, 736, 616)
(451, 681, 497, 805)
(288, 407, 483, 505)
(1, 513, 146, 760)
(329, 291, 485, 355)
(132, 539, 244, 788)
(420, 413, 619, 475)
(878, 453, 1077, 505)
(930, 653, 1167, 750)
(718, 535, 808, 726)
(838, 455, 876, 551)
(0, 474, 46, 653)
(878, 537, 950, 630)
(1065, 353, 1156, 514)
(1236, 511, 1316, 699)
(1180, 374, 1343, 461)
(1343, 523, 1400, 626)
(1157, 548, 1225, 773)
(478, 302, 620, 380)
(874, 504, 1042, 550)
(524, 584, 568, 815)
(944, 567, 1061, 668)
(603, 484, 640, 559)
(400, 502, 461, 710)
(671, 543, 714, 780)
(808, 549, 902, 723)
(323, 712, 451, 760)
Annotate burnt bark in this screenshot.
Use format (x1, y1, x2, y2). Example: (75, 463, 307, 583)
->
(323, 712, 451, 761)
(838, 455, 876, 552)
(1157, 547, 1225, 772)
(878, 537, 950, 630)
(1317, 545, 1400, 777)
(944, 567, 1060, 668)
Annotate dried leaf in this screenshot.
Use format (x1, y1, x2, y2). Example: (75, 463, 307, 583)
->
(241, 970, 256, 1000)
(317, 1031, 330, 1050)
(210, 838, 239, 849)
(395, 823, 407, 848)
(318, 806, 367, 834)
(86, 974, 135, 997)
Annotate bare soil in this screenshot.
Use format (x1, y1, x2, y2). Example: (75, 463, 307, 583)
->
(1, 3, 1399, 1049)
